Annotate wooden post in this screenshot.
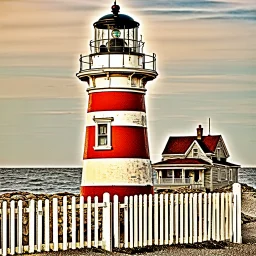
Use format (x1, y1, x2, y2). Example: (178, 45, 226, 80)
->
(233, 183, 242, 243)
(52, 198, 58, 251)
(102, 193, 112, 251)
(80, 196, 85, 248)
(2, 201, 7, 256)
(124, 196, 129, 248)
(143, 194, 148, 246)
(154, 194, 159, 245)
(148, 194, 153, 246)
(87, 196, 92, 248)
(113, 195, 120, 248)
(17, 200, 23, 254)
(29, 199, 35, 253)
(72, 196, 77, 249)
(63, 196, 68, 250)
(159, 194, 164, 245)
(37, 200, 43, 252)
(10, 200, 15, 255)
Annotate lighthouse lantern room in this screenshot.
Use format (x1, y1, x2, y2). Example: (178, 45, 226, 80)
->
(77, 1, 158, 201)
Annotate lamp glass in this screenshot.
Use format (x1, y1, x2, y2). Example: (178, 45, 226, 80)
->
(111, 29, 121, 38)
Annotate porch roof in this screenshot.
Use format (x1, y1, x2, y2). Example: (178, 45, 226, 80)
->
(153, 158, 211, 166)
(213, 159, 240, 167)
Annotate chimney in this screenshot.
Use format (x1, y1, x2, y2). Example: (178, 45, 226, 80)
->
(197, 125, 203, 140)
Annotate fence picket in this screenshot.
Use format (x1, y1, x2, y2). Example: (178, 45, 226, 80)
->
(87, 196, 92, 248)
(17, 200, 23, 254)
(102, 193, 112, 252)
(212, 193, 216, 240)
(216, 193, 220, 241)
(44, 199, 50, 251)
(129, 196, 134, 248)
(113, 195, 119, 248)
(10, 201, 15, 255)
(180, 194, 184, 244)
(80, 196, 84, 248)
(134, 195, 138, 247)
(189, 193, 193, 243)
(225, 193, 229, 240)
(169, 194, 174, 244)
(29, 199, 35, 253)
(94, 196, 99, 248)
(229, 193, 233, 242)
(124, 196, 129, 248)
(37, 200, 43, 252)
(221, 193, 225, 240)
(159, 194, 164, 245)
(198, 193, 202, 243)
(203, 193, 207, 241)
(175, 194, 179, 244)
(139, 195, 143, 247)
(2, 201, 7, 256)
(148, 194, 153, 246)
(184, 194, 189, 244)
(63, 196, 68, 250)
(143, 194, 148, 247)
(52, 198, 58, 251)
(193, 193, 197, 243)
(164, 194, 169, 245)
(154, 194, 159, 245)
(71, 196, 77, 249)
(207, 194, 212, 240)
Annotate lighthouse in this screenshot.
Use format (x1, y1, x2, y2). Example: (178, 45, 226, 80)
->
(77, 1, 158, 201)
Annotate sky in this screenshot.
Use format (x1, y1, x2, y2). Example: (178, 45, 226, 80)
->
(0, 0, 255, 167)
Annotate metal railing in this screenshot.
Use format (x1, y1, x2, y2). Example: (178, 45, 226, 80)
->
(79, 52, 156, 72)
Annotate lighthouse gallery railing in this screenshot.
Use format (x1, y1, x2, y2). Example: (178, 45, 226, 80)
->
(79, 39, 156, 72)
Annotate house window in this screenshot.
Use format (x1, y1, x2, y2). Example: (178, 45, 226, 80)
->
(225, 169, 228, 180)
(229, 169, 233, 181)
(93, 117, 113, 150)
(167, 170, 173, 178)
(218, 168, 221, 182)
(217, 148, 221, 161)
(193, 148, 198, 158)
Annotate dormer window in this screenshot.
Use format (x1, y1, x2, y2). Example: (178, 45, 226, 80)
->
(93, 117, 113, 150)
(193, 148, 198, 158)
(216, 148, 221, 161)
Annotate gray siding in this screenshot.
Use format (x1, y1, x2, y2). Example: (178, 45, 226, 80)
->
(204, 168, 211, 190)
(211, 165, 238, 191)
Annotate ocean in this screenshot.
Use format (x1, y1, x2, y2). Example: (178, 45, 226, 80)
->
(0, 168, 255, 195)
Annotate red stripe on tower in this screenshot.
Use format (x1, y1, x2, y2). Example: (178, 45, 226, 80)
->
(76, 2, 158, 201)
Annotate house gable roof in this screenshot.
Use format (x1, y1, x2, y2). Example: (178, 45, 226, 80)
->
(162, 135, 221, 155)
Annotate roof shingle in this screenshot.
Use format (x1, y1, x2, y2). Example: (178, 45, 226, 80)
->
(162, 135, 221, 155)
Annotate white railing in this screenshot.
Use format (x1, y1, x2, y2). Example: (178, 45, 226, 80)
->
(0, 184, 242, 255)
(160, 178, 191, 184)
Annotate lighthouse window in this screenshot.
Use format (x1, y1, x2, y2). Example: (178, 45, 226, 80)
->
(98, 124, 108, 146)
(93, 117, 113, 150)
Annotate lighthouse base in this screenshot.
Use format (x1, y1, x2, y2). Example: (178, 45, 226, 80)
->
(80, 185, 153, 202)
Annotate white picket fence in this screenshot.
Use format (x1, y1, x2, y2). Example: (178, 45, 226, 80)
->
(0, 183, 242, 255)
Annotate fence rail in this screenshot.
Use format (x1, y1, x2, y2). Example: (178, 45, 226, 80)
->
(0, 183, 242, 255)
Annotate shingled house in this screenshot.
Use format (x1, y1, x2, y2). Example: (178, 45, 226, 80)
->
(153, 125, 240, 191)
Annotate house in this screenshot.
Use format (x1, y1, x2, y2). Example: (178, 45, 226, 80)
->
(152, 125, 240, 191)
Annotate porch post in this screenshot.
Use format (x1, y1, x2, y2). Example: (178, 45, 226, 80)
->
(172, 170, 174, 184)
(182, 169, 185, 183)
(202, 170, 205, 188)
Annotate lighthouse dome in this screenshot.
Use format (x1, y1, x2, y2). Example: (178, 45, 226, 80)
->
(94, 3, 139, 29)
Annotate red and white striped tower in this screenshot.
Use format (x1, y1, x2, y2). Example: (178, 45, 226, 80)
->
(77, 2, 158, 201)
